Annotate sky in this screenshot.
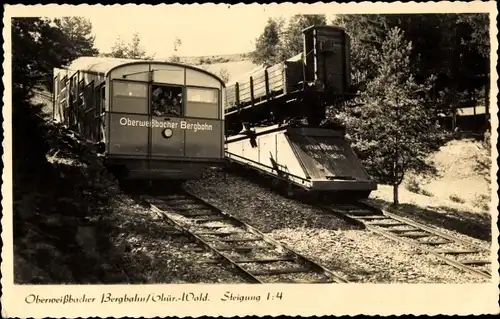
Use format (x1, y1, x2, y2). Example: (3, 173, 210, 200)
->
(80, 4, 337, 59)
(9, 2, 493, 60)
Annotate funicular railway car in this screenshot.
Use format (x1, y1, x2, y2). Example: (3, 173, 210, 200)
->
(52, 57, 225, 181)
(224, 25, 377, 199)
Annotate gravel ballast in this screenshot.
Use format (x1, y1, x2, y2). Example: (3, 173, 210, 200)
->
(186, 170, 492, 283)
(111, 195, 245, 284)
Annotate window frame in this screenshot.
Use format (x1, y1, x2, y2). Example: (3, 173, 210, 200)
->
(71, 73, 79, 104)
(110, 79, 149, 114)
(83, 81, 95, 113)
(150, 82, 185, 117)
(60, 76, 68, 93)
(184, 85, 221, 120)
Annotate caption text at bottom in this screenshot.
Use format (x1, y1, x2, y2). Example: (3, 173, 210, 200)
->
(25, 291, 284, 305)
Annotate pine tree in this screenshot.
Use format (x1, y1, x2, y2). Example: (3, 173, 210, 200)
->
(12, 18, 69, 98)
(109, 36, 128, 58)
(53, 17, 99, 60)
(126, 32, 153, 60)
(251, 15, 327, 66)
(108, 33, 153, 60)
(282, 14, 327, 58)
(336, 13, 490, 130)
(250, 18, 284, 66)
(341, 27, 443, 204)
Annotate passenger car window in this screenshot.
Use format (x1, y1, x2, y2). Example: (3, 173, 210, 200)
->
(112, 81, 148, 114)
(185, 88, 219, 119)
(151, 85, 183, 117)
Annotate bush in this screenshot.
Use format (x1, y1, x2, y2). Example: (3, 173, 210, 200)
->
(13, 103, 129, 284)
(218, 68, 230, 83)
(449, 194, 465, 204)
(405, 176, 433, 197)
(473, 194, 490, 212)
(473, 129, 492, 184)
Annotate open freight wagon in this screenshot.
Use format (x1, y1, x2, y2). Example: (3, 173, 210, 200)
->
(224, 25, 354, 134)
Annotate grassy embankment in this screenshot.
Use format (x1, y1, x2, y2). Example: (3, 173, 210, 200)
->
(371, 135, 493, 242)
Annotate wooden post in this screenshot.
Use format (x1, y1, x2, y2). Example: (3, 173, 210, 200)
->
(250, 76, 254, 107)
(265, 69, 270, 100)
(235, 82, 240, 105)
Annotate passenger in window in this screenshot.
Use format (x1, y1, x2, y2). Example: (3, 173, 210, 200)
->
(172, 97, 181, 116)
(165, 97, 180, 116)
(153, 97, 168, 116)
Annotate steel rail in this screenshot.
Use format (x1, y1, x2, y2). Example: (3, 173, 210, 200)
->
(149, 203, 263, 284)
(360, 201, 490, 253)
(181, 189, 350, 283)
(365, 223, 491, 279)
(148, 190, 350, 284)
(320, 202, 492, 280)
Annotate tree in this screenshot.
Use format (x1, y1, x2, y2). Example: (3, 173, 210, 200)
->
(109, 33, 154, 60)
(336, 14, 490, 127)
(251, 15, 327, 66)
(11, 18, 74, 183)
(12, 18, 69, 99)
(250, 17, 285, 66)
(335, 14, 387, 85)
(281, 14, 327, 58)
(169, 37, 182, 63)
(218, 68, 230, 83)
(53, 17, 99, 60)
(339, 27, 443, 204)
(109, 36, 128, 58)
(126, 32, 153, 60)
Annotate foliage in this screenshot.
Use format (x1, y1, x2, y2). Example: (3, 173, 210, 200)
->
(449, 194, 465, 204)
(12, 17, 99, 98)
(283, 14, 327, 58)
(53, 17, 99, 60)
(250, 14, 327, 66)
(473, 129, 492, 184)
(218, 68, 230, 83)
(250, 17, 285, 66)
(339, 27, 443, 204)
(109, 32, 154, 60)
(405, 176, 433, 197)
(169, 37, 183, 63)
(12, 17, 98, 99)
(11, 17, 129, 280)
(14, 115, 136, 284)
(336, 13, 490, 114)
(109, 36, 128, 58)
(126, 33, 153, 60)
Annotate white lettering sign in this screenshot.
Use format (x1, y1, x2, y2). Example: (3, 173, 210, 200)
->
(118, 117, 213, 132)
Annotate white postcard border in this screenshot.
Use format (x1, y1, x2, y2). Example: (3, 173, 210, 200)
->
(2, 2, 499, 317)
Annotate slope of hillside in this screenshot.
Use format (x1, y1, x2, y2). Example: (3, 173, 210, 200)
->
(369, 137, 493, 242)
(197, 60, 259, 83)
(372, 138, 492, 214)
(158, 52, 259, 84)
(176, 53, 250, 65)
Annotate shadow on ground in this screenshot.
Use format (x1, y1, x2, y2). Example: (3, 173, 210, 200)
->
(13, 99, 135, 284)
(370, 198, 492, 242)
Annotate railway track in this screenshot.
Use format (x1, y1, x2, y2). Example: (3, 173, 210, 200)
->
(143, 189, 350, 284)
(321, 201, 492, 280)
